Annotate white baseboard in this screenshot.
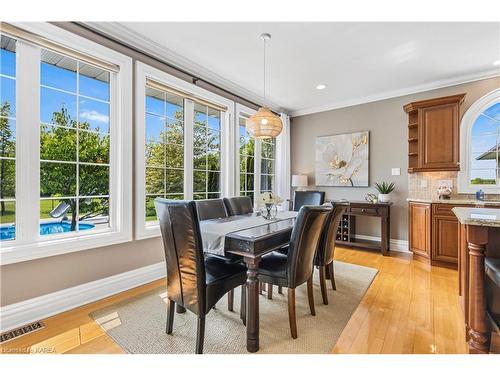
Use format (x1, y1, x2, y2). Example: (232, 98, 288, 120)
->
(0, 262, 166, 333)
(352, 234, 410, 253)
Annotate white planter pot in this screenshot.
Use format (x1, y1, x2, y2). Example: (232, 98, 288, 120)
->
(378, 193, 390, 203)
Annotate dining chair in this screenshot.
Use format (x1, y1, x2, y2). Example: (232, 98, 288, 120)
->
(195, 198, 228, 221)
(485, 257, 500, 349)
(257, 205, 330, 339)
(293, 190, 325, 211)
(154, 198, 247, 354)
(314, 203, 345, 305)
(223, 196, 253, 216)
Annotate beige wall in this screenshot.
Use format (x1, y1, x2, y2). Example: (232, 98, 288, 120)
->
(290, 76, 500, 242)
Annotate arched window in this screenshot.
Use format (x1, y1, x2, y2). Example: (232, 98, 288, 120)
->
(458, 89, 500, 193)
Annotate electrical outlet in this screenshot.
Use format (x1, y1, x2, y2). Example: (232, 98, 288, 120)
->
(420, 179, 428, 188)
(391, 168, 401, 176)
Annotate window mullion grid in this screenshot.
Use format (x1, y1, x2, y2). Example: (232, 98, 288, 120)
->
(254, 139, 262, 205)
(163, 92, 167, 199)
(15, 40, 40, 244)
(184, 99, 194, 200)
(76, 60, 80, 233)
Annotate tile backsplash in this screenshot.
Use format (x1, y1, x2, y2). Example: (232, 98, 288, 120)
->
(408, 171, 500, 201)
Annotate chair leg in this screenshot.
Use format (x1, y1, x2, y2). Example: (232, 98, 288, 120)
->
(196, 316, 206, 354)
(240, 284, 246, 326)
(267, 284, 273, 299)
(228, 289, 234, 312)
(307, 276, 316, 316)
(278, 286, 283, 294)
(319, 266, 328, 305)
(262, 282, 266, 292)
(259, 281, 263, 295)
(287, 288, 297, 339)
(166, 299, 175, 334)
(329, 262, 337, 291)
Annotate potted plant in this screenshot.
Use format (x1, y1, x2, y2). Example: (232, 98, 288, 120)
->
(374, 182, 395, 203)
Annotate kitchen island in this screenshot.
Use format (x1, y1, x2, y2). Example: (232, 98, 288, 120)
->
(453, 207, 500, 354)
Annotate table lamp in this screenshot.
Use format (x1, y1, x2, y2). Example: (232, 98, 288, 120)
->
(292, 175, 308, 191)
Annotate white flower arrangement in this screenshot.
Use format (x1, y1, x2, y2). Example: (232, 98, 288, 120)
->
(258, 192, 284, 206)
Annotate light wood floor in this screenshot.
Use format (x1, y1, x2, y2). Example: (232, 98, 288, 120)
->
(0, 247, 468, 354)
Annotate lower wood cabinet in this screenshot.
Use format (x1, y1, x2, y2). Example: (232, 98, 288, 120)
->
(408, 202, 431, 261)
(409, 201, 470, 269)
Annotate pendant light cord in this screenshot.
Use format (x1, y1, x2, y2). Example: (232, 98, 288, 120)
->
(263, 36, 267, 107)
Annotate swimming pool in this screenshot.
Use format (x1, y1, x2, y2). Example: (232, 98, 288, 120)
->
(0, 222, 95, 241)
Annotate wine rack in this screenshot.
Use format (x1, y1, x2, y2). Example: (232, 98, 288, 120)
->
(336, 213, 355, 244)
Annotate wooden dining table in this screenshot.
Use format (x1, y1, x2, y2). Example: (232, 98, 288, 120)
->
(199, 211, 298, 352)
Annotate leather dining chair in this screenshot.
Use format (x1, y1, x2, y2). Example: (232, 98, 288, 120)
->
(154, 198, 247, 354)
(195, 198, 228, 221)
(485, 257, 500, 350)
(314, 203, 345, 305)
(293, 190, 325, 211)
(257, 205, 330, 339)
(223, 196, 253, 216)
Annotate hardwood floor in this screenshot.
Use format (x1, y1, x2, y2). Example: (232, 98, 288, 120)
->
(0, 247, 467, 354)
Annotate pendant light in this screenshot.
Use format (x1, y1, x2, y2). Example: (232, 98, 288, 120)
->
(246, 33, 283, 139)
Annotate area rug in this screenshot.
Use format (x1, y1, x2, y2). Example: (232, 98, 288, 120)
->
(90, 261, 377, 354)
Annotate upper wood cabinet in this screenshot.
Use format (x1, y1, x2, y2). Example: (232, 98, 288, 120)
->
(404, 94, 465, 173)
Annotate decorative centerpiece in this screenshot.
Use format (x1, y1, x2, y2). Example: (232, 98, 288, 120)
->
(437, 183, 452, 200)
(365, 193, 378, 203)
(258, 192, 283, 220)
(374, 182, 395, 203)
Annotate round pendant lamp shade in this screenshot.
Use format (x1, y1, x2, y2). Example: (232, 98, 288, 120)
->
(246, 107, 283, 139)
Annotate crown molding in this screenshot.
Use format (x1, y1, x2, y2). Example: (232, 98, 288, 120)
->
(290, 70, 500, 117)
(84, 22, 287, 114)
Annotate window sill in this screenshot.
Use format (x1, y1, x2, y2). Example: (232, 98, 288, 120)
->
(0, 230, 132, 266)
(135, 222, 161, 240)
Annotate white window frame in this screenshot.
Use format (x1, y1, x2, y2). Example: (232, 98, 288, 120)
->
(135, 62, 234, 239)
(234, 103, 277, 207)
(458, 88, 500, 194)
(1, 23, 133, 265)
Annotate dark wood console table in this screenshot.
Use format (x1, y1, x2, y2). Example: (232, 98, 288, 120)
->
(328, 200, 392, 256)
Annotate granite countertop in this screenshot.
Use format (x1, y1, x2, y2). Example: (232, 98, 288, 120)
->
(407, 197, 500, 206)
(452, 207, 500, 227)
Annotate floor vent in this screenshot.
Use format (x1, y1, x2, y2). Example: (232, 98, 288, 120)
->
(1, 321, 45, 343)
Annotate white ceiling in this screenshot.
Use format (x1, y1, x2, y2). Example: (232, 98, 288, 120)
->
(91, 22, 500, 116)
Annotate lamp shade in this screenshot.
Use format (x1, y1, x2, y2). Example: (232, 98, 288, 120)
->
(291, 175, 308, 187)
(246, 107, 283, 139)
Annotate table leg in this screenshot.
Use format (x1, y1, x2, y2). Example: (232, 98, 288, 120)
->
(381, 214, 389, 256)
(176, 305, 186, 313)
(244, 257, 261, 353)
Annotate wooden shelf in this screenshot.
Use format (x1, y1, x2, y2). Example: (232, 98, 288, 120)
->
(408, 123, 418, 128)
(408, 152, 418, 156)
(408, 137, 418, 142)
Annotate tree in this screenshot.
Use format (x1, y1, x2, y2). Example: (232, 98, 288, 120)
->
(0, 101, 15, 216)
(40, 107, 110, 230)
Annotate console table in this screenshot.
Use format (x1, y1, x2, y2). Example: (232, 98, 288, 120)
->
(328, 200, 392, 256)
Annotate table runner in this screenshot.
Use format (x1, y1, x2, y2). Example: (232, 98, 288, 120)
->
(199, 211, 298, 256)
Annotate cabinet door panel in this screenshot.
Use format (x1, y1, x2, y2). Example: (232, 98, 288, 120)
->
(419, 103, 459, 170)
(409, 203, 431, 258)
(432, 216, 459, 264)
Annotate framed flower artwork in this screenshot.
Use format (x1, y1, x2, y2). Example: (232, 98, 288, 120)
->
(315, 131, 369, 187)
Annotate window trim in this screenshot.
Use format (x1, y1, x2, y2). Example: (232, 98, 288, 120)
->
(1, 23, 133, 265)
(135, 62, 234, 239)
(458, 88, 500, 194)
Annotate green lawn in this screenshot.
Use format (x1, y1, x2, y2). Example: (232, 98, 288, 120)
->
(0, 200, 65, 225)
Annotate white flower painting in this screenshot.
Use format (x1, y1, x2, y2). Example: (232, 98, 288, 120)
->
(315, 131, 369, 187)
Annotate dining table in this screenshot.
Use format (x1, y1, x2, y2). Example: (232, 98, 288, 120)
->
(199, 210, 298, 352)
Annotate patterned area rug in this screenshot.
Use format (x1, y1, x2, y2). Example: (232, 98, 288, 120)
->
(90, 261, 377, 354)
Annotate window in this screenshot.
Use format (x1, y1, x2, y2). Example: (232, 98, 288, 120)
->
(193, 103, 221, 200)
(144, 87, 185, 221)
(260, 138, 276, 193)
(1, 23, 132, 265)
(135, 62, 233, 239)
(236, 105, 277, 206)
(39, 49, 111, 236)
(459, 89, 500, 193)
(0, 35, 16, 241)
(238, 117, 255, 202)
